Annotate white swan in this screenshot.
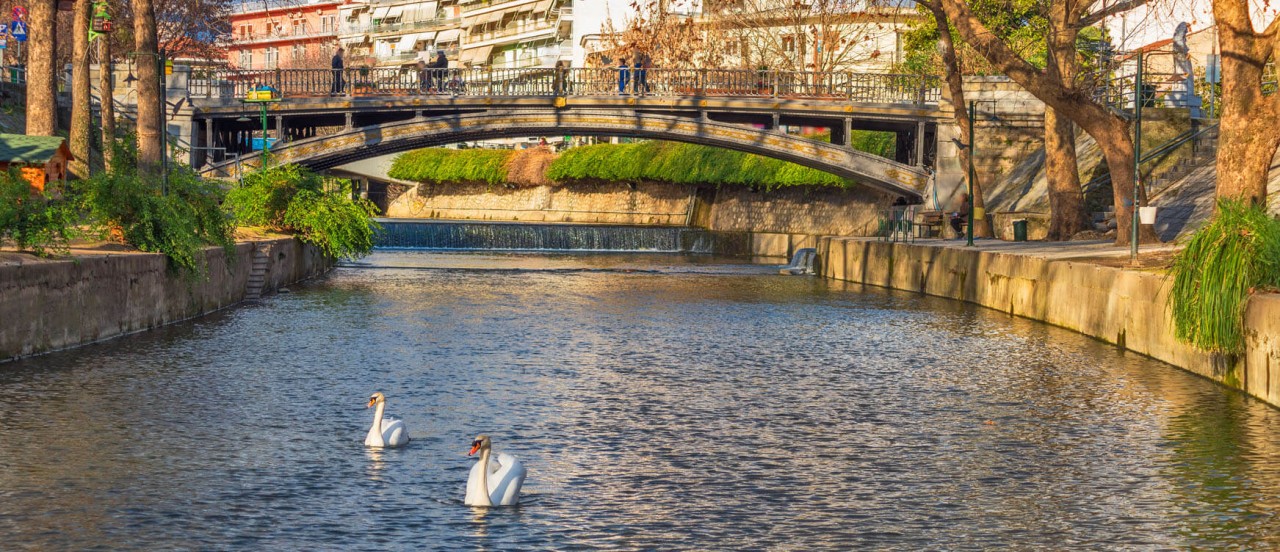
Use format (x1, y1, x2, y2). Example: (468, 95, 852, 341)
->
(364, 392, 409, 448)
(465, 434, 527, 506)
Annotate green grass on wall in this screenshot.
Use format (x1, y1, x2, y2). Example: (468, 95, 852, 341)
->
(546, 141, 852, 190)
(388, 148, 515, 185)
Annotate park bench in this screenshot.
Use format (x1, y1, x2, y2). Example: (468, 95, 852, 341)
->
(916, 210, 946, 238)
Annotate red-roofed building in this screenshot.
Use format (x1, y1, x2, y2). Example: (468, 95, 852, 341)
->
(226, 0, 345, 70)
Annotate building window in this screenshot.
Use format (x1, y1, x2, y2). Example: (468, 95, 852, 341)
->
(292, 20, 305, 36)
(292, 43, 307, 60)
(322, 16, 337, 33)
(782, 35, 796, 53)
(265, 47, 279, 69)
(239, 50, 252, 69)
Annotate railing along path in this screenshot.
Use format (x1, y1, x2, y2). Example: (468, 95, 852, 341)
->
(186, 67, 942, 105)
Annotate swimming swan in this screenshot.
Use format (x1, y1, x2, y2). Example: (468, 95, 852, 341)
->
(465, 435, 527, 506)
(364, 392, 409, 448)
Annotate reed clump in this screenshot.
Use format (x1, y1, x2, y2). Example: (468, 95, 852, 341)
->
(1169, 199, 1280, 354)
(545, 141, 850, 190)
(388, 148, 514, 185)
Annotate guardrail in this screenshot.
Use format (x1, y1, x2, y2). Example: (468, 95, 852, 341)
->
(186, 67, 941, 105)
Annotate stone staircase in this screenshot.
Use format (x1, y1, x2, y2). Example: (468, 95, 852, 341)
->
(1148, 123, 1219, 201)
(245, 243, 272, 301)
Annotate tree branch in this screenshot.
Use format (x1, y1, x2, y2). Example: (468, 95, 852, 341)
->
(1077, 0, 1152, 29)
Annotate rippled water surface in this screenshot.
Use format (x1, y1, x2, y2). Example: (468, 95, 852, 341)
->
(4, 251, 1280, 550)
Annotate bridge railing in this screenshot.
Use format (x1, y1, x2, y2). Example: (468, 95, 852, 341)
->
(186, 67, 940, 105)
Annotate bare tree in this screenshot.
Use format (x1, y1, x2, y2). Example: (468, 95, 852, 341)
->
(1212, 0, 1279, 204)
(70, 0, 92, 178)
(706, 0, 909, 72)
(26, 0, 57, 136)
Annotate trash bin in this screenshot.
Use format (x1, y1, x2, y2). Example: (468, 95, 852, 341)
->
(1012, 219, 1028, 242)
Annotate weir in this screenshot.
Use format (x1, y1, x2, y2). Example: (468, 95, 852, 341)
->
(375, 220, 714, 253)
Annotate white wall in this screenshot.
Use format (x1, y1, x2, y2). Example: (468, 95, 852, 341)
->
(1104, 0, 1276, 52)
(571, 0, 638, 67)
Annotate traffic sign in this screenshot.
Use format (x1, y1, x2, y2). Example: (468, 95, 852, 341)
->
(0, 23, 9, 34)
(10, 20, 25, 43)
(11, 6, 26, 21)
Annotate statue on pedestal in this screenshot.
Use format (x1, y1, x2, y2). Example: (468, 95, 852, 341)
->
(1169, 22, 1204, 117)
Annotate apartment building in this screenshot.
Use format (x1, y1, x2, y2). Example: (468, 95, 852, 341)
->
(227, 0, 344, 70)
(334, 0, 573, 69)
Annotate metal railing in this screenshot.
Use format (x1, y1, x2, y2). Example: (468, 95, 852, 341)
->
(186, 66, 940, 105)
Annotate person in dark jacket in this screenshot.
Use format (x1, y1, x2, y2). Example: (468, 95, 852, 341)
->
(427, 50, 448, 93)
(330, 47, 345, 95)
(617, 57, 630, 95)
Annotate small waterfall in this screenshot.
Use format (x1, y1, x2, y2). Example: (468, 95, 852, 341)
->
(376, 220, 714, 253)
(780, 248, 817, 275)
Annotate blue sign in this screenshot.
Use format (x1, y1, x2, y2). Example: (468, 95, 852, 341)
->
(10, 20, 25, 42)
(0, 23, 9, 34)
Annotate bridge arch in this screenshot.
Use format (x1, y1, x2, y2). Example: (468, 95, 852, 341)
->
(213, 109, 928, 198)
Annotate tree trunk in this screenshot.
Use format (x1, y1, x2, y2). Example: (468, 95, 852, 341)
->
(929, 3, 992, 237)
(99, 25, 116, 173)
(1212, 0, 1280, 205)
(25, 0, 57, 136)
(1044, 107, 1089, 239)
(133, 0, 163, 177)
(939, 0, 1153, 245)
(69, 0, 92, 178)
(1042, 25, 1088, 240)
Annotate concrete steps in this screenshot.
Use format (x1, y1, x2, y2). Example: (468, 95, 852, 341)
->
(245, 244, 271, 301)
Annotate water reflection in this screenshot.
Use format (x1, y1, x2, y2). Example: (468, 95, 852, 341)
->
(3, 251, 1280, 549)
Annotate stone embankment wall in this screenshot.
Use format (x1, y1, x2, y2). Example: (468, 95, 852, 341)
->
(388, 180, 891, 258)
(820, 238, 1280, 408)
(0, 238, 331, 363)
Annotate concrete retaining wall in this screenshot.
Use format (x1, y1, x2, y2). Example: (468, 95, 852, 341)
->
(0, 239, 331, 363)
(819, 237, 1280, 407)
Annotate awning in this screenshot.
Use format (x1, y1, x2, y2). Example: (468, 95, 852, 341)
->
(414, 31, 437, 43)
(515, 2, 535, 14)
(371, 6, 390, 19)
(466, 44, 494, 65)
(385, 6, 405, 19)
(533, 0, 555, 14)
(482, 11, 506, 24)
(435, 28, 462, 43)
(461, 16, 478, 27)
(396, 33, 418, 51)
(340, 35, 367, 46)
(417, 2, 439, 17)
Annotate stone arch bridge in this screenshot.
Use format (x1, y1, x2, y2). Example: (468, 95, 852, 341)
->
(172, 67, 948, 198)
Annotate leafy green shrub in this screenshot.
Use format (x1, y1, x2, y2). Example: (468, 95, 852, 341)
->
(547, 141, 851, 190)
(388, 148, 514, 185)
(226, 163, 380, 259)
(802, 130, 897, 159)
(78, 165, 234, 276)
(1169, 199, 1280, 354)
(0, 171, 76, 256)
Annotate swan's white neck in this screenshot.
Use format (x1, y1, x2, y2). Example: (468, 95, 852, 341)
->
(372, 402, 386, 440)
(477, 447, 493, 506)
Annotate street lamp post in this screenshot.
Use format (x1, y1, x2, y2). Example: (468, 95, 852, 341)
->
(1131, 51, 1144, 263)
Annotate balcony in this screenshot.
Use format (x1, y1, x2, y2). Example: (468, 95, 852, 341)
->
(232, 0, 341, 15)
(230, 29, 339, 47)
(462, 18, 560, 49)
(342, 16, 461, 37)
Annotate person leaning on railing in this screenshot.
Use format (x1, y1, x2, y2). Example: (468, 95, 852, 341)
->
(331, 47, 345, 95)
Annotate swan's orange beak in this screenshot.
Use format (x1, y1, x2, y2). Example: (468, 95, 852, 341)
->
(468, 441, 481, 456)
(367, 397, 377, 408)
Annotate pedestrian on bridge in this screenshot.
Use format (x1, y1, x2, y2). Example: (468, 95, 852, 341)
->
(428, 51, 449, 93)
(617, 57, 630, 95)
(331, 47, 345, 95)
(633, 52, 649, 95)
(416, 60, 429, 94)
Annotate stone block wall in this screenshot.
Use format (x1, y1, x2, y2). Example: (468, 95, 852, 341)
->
(0, 239, 331, 362)
(819, 237, 1280, 408)
(387, 181, 693, 226)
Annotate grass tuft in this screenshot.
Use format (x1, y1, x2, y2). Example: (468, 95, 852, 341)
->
(1169, 199, 1280, 354)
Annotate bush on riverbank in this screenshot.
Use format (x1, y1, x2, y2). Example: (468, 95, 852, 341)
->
(802, 130, 897, 159)
(226, 163, 380, 259)
(77, 165, 235, 276)
(1170, 200, 1280, 354)
(546, 141, 850, 190)
(0, 170, 77, 256)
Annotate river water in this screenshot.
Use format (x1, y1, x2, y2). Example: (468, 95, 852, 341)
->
(3, 251, 1280, 550)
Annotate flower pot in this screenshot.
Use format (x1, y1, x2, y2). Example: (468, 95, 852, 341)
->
(1139, 206, 1158, 225)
